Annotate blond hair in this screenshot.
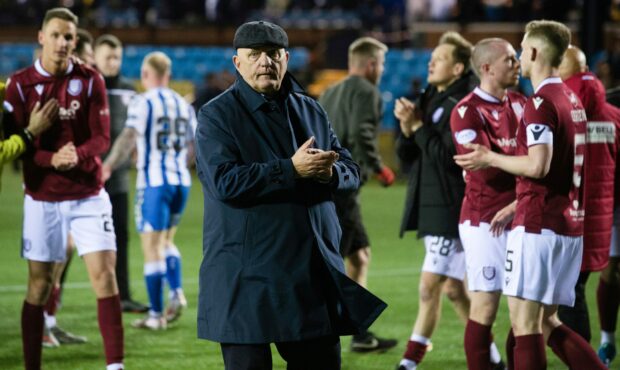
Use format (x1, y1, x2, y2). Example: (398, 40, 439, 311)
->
(348, 37, 388, 68)
(42, 7, 78, 29)
(525, 20, 571, 67)
(439, 31, 473, 73)
(143, 51, 172, 78)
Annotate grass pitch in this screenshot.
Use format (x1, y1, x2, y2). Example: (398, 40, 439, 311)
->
(0, 168, 593, 369)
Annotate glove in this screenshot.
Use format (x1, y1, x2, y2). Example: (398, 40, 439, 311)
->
(376, 165, 395, 187)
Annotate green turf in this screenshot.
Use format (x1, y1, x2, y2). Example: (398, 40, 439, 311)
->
(0, 168, 599, 369)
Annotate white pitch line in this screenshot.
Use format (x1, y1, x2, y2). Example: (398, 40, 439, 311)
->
(0, 267, 419, 293)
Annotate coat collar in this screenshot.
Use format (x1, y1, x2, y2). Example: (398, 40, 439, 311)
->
(234, 71, 306, 112)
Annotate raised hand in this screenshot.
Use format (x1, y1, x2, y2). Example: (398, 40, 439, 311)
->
(292, 137, 339, 182)
(27, 99, 59, 136)
(394, 97, 421, 137)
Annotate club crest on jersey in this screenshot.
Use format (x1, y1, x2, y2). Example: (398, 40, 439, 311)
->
(455, 129, 477, 144)
(432, 107, 444, 124)
(457, 105, 468, 118)
(68, 79, 82, 96)
(483, 266, 496, 280)
(35, 84, 44, 96)
(533, 96, 544, 110)
(569, 92, 579, 106)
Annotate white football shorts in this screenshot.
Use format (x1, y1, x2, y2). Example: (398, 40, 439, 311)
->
(22, 189, 116, 262)
(459, 221, 507, 292)
(503, 226, 582, 306)
(421, 235, 466, 280)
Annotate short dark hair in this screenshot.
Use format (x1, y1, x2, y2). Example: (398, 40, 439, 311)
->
(525, 20, 571, 67)
(94, 34, 122, 50)
(42, 7, 78, 29)
(75, 28, 93, 56)
(439, 31, 473, 73)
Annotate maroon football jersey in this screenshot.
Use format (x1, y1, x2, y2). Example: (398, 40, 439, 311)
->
(513, 77, 587, 236)
(5, 59, 110, 201)
(451, 87, 526, 225)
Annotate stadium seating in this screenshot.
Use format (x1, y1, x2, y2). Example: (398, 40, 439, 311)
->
(0, 43, 432, 128)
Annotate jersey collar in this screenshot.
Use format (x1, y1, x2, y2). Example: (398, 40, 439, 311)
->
(473, 86, 502, 104)
(534, 76, 562, 94)
(35, 58, 74, 77)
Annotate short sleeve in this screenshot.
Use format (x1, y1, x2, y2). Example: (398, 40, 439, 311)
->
(523, 95, 556, 147)
(125, 95, 149, 135)
(450, 102, 487, 154)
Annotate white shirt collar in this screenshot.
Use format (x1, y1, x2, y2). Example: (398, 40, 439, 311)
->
(473, 86, 502, 103)
(534, 76, 562, 94)
(35, 58, 74, 77)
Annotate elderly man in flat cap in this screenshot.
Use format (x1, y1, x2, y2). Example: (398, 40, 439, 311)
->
(194, 20, 387, 369)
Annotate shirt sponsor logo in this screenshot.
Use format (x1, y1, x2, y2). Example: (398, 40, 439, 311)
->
(587, 121, 616, 143)
(59, 100, 81, 120)
(571, 109, 587, 123)
(533, 96, 544, 110)
(455, 129, 477, 144)
(68, 79, 82, 96)
(497, 137, 517, 148)
(432, 107, 444, 124)
(457, 105, 468, 118)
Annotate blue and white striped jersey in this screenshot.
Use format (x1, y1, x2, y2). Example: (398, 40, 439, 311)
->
(126, 87, 197, 189)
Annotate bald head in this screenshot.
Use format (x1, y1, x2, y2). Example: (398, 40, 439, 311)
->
(472, 38, 511, 77)
(558, 45, 587, 80)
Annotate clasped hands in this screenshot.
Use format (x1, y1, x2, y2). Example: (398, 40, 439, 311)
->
(51, 142, 78, 171)
(292, 137, 338, 183)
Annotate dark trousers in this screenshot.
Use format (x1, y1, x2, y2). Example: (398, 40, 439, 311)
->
(220, 335, 341, 370)
(558, 271, 591, 342)
(110, 192, 131, 300)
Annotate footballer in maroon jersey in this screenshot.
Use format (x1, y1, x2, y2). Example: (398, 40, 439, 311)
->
(450, 38, 525, 370)
(454, 20, 606, 370)
(4, 8, 124, 370)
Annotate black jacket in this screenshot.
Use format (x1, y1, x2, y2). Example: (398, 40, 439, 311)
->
(195, 72, 386, 343)
(102, 75, 135, 195)
(397, 71, 477, 238)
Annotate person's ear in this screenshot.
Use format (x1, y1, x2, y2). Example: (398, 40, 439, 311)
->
(233, 55, 240, 70)
(531, 48, 537, 62)
(453, 62, 464, 77)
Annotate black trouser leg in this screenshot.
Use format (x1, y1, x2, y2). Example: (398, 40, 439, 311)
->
(220, 343, 272, 370)
(111, 192, 130, 300)
(558, 271, 591, 342)
(276, 335, 341, 370)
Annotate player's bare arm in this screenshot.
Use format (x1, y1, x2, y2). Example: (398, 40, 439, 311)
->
(454, 142, 552, 179)
(102, 126, 137, 180)
(489, 200, 517, 237)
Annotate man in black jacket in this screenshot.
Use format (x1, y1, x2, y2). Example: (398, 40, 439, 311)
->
(394, 32, 503, 370)
(95, 34, 148, 313)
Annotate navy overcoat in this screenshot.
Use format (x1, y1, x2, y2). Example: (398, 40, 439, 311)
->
(195, 73, 386, 343)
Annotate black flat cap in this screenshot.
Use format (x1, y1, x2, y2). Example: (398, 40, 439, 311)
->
(233, 21, 288, 49)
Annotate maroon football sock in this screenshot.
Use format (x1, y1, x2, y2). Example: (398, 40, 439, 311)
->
(97, 295, 124, 365)
(506, 328, 515, 370)
(464, 319, 492, 370)
(514, 334, 546, 370)
(44, 285, 60, 316)
(547, 324, 606, 369)
(22, 301, 44, 370)
(403, 340, 428, 364)
(597, 279, 620, 332)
